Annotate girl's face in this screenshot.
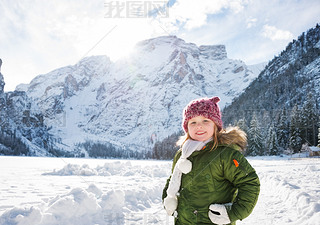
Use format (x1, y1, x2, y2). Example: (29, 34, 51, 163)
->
(187, 116, 215, 142)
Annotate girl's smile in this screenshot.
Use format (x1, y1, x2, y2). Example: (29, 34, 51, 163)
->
(187, 116, 215, 142)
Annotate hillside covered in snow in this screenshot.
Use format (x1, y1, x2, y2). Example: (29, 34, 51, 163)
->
(223, 24, 320, 156)
(13, 36, 265, 155)
(0, 70, 57, 157)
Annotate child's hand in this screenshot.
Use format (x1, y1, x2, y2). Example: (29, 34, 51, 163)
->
(208, 204, 231, 224)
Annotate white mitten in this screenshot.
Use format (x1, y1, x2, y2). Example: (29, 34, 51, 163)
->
(163, 196, 178, 216)
(208, 204, 231, 225)
(177, 158, 192, 174)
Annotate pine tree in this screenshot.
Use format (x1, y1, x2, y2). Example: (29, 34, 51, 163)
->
(276, 108, 289, 151)
(266, 124, 280, 155)
(247, 113, 264, 156)
(152, 132, 180, 159)
(289, 105, 303, 152)
(236, 118, 248, 134)
(301, 93, 318, 145)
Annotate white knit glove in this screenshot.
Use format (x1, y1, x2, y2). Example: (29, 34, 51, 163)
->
(163, 196, 178, 216)
(208, 204, 231, 225)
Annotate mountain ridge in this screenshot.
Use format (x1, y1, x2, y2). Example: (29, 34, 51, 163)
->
(15, 35, 265, 154)
(223, 24, 320, 153)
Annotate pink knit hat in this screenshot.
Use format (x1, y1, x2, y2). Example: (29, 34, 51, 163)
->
(182, 96, 223, 133)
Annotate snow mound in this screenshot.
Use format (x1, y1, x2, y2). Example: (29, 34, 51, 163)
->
(0, 183, 163, 225)
(0, 161, 172, 224)
(42, 161, 171, 178)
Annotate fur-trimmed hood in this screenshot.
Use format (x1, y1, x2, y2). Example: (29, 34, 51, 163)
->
(218, 126, 247, 151)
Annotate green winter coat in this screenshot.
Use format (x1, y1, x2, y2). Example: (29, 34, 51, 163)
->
(162, 141, 260, 225)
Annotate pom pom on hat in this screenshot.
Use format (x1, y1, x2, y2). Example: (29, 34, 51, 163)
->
(182, 97, 223, 133)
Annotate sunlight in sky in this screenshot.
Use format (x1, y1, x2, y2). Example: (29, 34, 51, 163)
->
(0, 0, 320, 91)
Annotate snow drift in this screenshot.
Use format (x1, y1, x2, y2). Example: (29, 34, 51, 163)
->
(0, 156, 319, 225)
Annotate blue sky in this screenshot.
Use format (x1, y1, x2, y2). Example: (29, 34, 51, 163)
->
(1, 0, 320, 91)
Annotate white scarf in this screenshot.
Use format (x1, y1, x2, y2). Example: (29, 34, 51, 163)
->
(164, 138, 212, 216)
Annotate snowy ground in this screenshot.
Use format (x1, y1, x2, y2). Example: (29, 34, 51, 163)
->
(0, 155, 319, 225)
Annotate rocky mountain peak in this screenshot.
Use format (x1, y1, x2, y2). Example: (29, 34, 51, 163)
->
(13, 36, 265, 154)
(136, 35, 187, 49)
(135, 36, 228, 60)
(0, 61, 57, 156)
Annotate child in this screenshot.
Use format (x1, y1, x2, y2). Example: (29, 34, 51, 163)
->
(162, 97, 260, 225)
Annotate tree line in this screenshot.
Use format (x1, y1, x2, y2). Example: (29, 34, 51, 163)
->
(236, 93, 319, 156)
(151, 93, 319, 158)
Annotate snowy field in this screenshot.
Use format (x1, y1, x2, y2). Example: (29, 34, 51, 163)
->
(0, 155, 319, 225)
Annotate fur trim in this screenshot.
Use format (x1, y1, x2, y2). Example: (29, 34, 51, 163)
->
(218, 126, 247, 150)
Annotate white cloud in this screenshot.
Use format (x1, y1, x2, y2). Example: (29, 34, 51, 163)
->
(246, 17, 257, 28)
(261, 25, 294, 41)
(229, 0, 246, 13)
(166, 0, 247, 30)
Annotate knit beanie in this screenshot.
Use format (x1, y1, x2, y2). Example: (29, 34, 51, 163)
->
(182, 96, 223, 133)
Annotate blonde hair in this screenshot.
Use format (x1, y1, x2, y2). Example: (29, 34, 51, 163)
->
(177, 124, 247, 151)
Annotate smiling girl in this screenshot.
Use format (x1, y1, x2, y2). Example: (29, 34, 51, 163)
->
(162, 97, 260, 225)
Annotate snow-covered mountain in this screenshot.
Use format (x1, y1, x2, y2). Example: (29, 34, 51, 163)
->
(223, 24, 320, 151)
(16, 36, 265, 153)
(0, 72, 54, 156)
(223, 24, 320, 123)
